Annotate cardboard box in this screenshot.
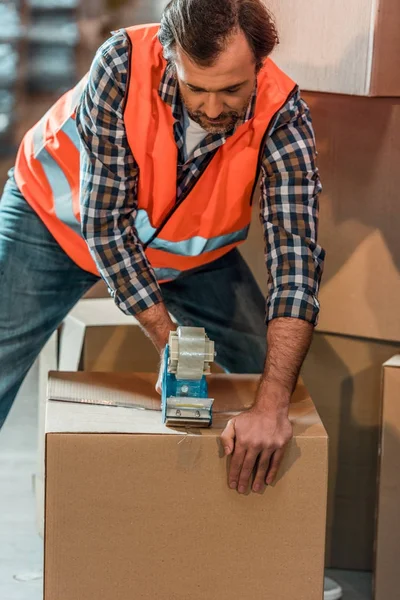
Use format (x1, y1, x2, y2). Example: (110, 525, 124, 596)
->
(241, 93, 400, 343)
(301, 333, 400, 570)
(82, 326, 225, 373)
(305, 92, 400, 342)
(44, 372, 328, 600)
(56, 297, 160, 373)
(268, 0, 400, 96)
(83, 279, 108, 299)
(374, 356, 400, 600)
(82, 324, 160, 372)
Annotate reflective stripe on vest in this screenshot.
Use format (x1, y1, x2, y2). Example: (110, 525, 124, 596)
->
(153, 267, 183, 281)
(136, 209, 250, 256)
(32, 115, 81, 236)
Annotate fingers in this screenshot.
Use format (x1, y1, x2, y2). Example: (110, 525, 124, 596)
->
(227, 446, 246, 491)
(252, 450, 273, 493)
(266, 448, 285, 485)
(237, 450, 261, 494)
(155, 375, 162, 395)
(156, 355, 165, 395)
(220, 419, 236, 456)
(222, 410, 291, 494)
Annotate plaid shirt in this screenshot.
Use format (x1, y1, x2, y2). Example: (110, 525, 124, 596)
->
(76, 30, 325, 324)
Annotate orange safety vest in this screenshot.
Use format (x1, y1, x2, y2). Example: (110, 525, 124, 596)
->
(14, 24, 296, 281)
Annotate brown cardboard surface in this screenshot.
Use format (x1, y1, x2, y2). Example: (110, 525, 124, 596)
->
(79, 287, 204, 373)
(83, 280, 108, 299)
(374, 356, 400, 600)
(304, 92, 400, 341)
(302, 333, 400, 570)
(241, 93, 400, 342)
(46, 372, 324, 438)
(44, 373, 328, 600)
(82, 325, 160, 372)
(81, 326, 224, 374)
(370, 0, 400, 96)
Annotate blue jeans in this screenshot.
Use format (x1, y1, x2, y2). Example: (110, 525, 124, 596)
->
(0, 172, 266, 429)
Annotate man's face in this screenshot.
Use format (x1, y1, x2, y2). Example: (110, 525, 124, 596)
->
(173, 31, 257, 134)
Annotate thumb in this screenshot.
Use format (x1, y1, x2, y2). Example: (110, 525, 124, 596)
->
(155, 369, 163, 395)
(156, 351, 165, 395)
(221, 419, 236, 455)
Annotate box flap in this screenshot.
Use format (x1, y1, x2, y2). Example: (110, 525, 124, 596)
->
(383, 354, 400, 368)
(46, 372, 327, 439)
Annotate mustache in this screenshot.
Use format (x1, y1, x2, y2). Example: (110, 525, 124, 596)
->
(191, 111, 239, 121)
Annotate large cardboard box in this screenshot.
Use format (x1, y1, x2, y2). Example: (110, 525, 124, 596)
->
(268, 0, 400, 96)
(241, 93, 400, 343)
(302, 333, 400, 570)
(374, 356, 400, 600)
(44, 372, 328, 600)
(305, 92, 400, 342)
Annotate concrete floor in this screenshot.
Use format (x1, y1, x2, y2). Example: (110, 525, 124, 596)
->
(0, 364, 373, 600)
(0, 363, 43, 600)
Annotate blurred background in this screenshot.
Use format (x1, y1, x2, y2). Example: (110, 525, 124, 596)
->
(0, 0, 169, 180)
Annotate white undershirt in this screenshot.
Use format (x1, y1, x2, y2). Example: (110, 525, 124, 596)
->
(182, 106, 208, 161)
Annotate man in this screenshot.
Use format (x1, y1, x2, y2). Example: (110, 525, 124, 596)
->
(1, 1, 344, 596)
(1, 0, 322, 508)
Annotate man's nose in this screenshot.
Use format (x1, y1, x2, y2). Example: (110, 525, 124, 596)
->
(203, 93, 224, 119)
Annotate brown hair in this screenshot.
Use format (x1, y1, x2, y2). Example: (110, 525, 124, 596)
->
(158, 0, 279, 71)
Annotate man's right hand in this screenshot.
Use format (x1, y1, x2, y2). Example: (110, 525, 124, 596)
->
(136, 302, 177, 353)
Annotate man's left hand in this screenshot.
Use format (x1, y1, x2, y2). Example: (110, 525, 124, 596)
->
(220, 405, 293, 493)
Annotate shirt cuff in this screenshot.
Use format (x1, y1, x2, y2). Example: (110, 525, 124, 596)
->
(109, 270, 164, 317)
(266, 286, 320, 326)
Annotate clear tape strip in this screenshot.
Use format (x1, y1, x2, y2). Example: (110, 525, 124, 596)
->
(176, 327, 206, 380)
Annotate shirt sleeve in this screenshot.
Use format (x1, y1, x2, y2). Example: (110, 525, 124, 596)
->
(76, 30, 163, 316)
(260, 88, 325, 325)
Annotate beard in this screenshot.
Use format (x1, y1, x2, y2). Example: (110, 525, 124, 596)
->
(185, 107, 242, 134)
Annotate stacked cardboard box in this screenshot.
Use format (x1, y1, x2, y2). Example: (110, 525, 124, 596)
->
(374, 357, 400, 600)
(268, 0, 400, 96)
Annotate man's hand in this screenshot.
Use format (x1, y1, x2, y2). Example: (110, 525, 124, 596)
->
(136, 303, 176, 354)
(221, 317, 313, 493)
(220, 404, 293, 493)
(134, 303, 177, 394)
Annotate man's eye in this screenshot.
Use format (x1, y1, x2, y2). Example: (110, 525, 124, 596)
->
(225, 88, 239, 94)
